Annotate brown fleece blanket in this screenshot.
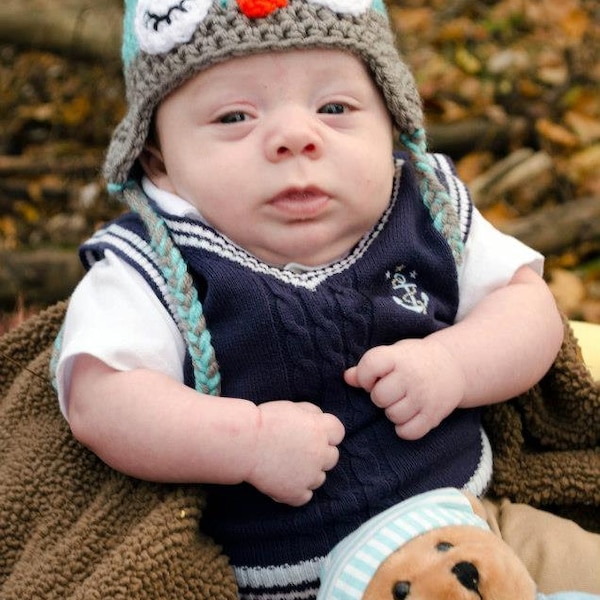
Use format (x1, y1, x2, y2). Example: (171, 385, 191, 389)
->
(0, 302, 598, 598)
(483, 314, 600, 531)
(0, 302, 237, 599)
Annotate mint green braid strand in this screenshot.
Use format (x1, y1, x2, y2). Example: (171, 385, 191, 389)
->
(124, 187, 221, 396)
(400, 129, 464, 265)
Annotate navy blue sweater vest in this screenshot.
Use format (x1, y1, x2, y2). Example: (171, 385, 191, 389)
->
(79, 156, 484, 569)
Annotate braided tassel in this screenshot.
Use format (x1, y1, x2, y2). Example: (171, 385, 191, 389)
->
(400, 129, 464, 265)
(125, 187, 221, 396)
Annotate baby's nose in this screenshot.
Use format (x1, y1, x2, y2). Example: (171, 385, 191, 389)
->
(265, 111, 322, 162)
(274, 141, 317, 158)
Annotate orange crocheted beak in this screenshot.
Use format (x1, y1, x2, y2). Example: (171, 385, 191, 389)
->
(237, 0, 288, 19)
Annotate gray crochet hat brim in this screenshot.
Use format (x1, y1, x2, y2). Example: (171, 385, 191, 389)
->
(104, 1, 424, 188)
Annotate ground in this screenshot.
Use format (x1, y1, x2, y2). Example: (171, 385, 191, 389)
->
(0, 0, 599, 331)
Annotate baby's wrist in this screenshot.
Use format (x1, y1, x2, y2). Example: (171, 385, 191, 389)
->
(207, 397, 263, 485)
(422, 336, 467, 406)
(234, 400, 264, 486)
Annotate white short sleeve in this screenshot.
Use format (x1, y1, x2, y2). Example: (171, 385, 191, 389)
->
(55, 250, 186, 419)
(456, 208, 544, 321)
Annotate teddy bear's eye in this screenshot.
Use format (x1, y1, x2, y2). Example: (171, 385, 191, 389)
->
(436, 541, 454, 552)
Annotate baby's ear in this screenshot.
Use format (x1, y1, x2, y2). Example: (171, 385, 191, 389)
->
(137, 143, 177, 193)
(461, 490, 488, 521)
(138, 143, 167, 180)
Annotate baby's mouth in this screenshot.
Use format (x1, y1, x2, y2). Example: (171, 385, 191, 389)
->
(269, 187, 330, 220)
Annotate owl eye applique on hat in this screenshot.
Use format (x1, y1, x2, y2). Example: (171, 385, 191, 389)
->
(310, 0, 373, 15)
(134, 0, 212, 54)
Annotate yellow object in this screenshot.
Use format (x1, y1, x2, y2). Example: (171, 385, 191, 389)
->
(570, 320, 600, 381)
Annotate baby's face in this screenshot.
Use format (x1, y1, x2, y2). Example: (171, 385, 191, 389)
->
(146, 48, 395, 267)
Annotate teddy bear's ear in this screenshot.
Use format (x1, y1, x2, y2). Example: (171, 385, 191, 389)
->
(461, 491, 488, 522)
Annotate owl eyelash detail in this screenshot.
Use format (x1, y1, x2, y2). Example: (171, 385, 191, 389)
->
(144, 0, 190, 32)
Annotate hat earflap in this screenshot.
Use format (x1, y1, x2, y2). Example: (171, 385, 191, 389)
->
(124, 185, 221, 396)
(400, 128, 465, 265)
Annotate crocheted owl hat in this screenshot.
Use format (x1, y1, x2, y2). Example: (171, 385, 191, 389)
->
(104, 0, 465, 395)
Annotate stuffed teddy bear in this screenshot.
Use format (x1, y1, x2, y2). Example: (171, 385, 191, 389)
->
(318, 488, 600, 600)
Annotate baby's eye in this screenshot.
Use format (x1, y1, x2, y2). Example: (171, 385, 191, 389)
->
(218, 112, 248, 124)
(318, 103, 347, 115)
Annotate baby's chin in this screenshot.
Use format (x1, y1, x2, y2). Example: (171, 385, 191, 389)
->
(255, 241, 354, 271)
(249, 225, 367, 270)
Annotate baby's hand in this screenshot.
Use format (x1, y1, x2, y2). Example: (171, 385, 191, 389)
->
(246, 401, 344, 506)
(344, 338, 466, 440)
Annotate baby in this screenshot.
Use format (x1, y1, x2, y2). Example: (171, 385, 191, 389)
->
(53, 1, 574, 598)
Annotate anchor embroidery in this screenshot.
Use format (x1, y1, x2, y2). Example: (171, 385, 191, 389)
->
(387, 265, 429, 315)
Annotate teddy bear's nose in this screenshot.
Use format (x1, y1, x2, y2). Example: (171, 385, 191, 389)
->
(452, 561, 481, 595)
(392, 580, 411, 600)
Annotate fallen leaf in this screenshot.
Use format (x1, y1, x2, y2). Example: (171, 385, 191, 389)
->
(564, 111, 600, 144)
(549, 268, 586, 317)
(60, 95, 92, 127)
(456, 151, 495, 183)
(481, 202, 519, 226)
(536, 118, 579, 148)
(560, 8, 590, 42)
(389, 7, 433, 36)
(455, 47, 481, 74)
(581, 300, 600, 325)
(0, 217, 18, 251)
(568, 144, 600, 183)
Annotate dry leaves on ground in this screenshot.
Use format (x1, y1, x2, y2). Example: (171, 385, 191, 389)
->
(0, 0, 599, 321)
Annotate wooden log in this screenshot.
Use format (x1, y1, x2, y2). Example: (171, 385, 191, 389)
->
(426, 117, 529, 158)
(0, 249, 83, 309)
(469, 149, 554, 209)
(0, 0, 121, 61)
(498, 196, 600, 256)
(0, 154, 103, 176)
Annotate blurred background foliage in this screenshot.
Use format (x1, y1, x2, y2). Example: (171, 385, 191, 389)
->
(0, 0, 599, 331)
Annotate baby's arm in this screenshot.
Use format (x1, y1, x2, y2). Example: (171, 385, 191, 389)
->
(345, 265, 563, 440)
(68, 354, 344, 506)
